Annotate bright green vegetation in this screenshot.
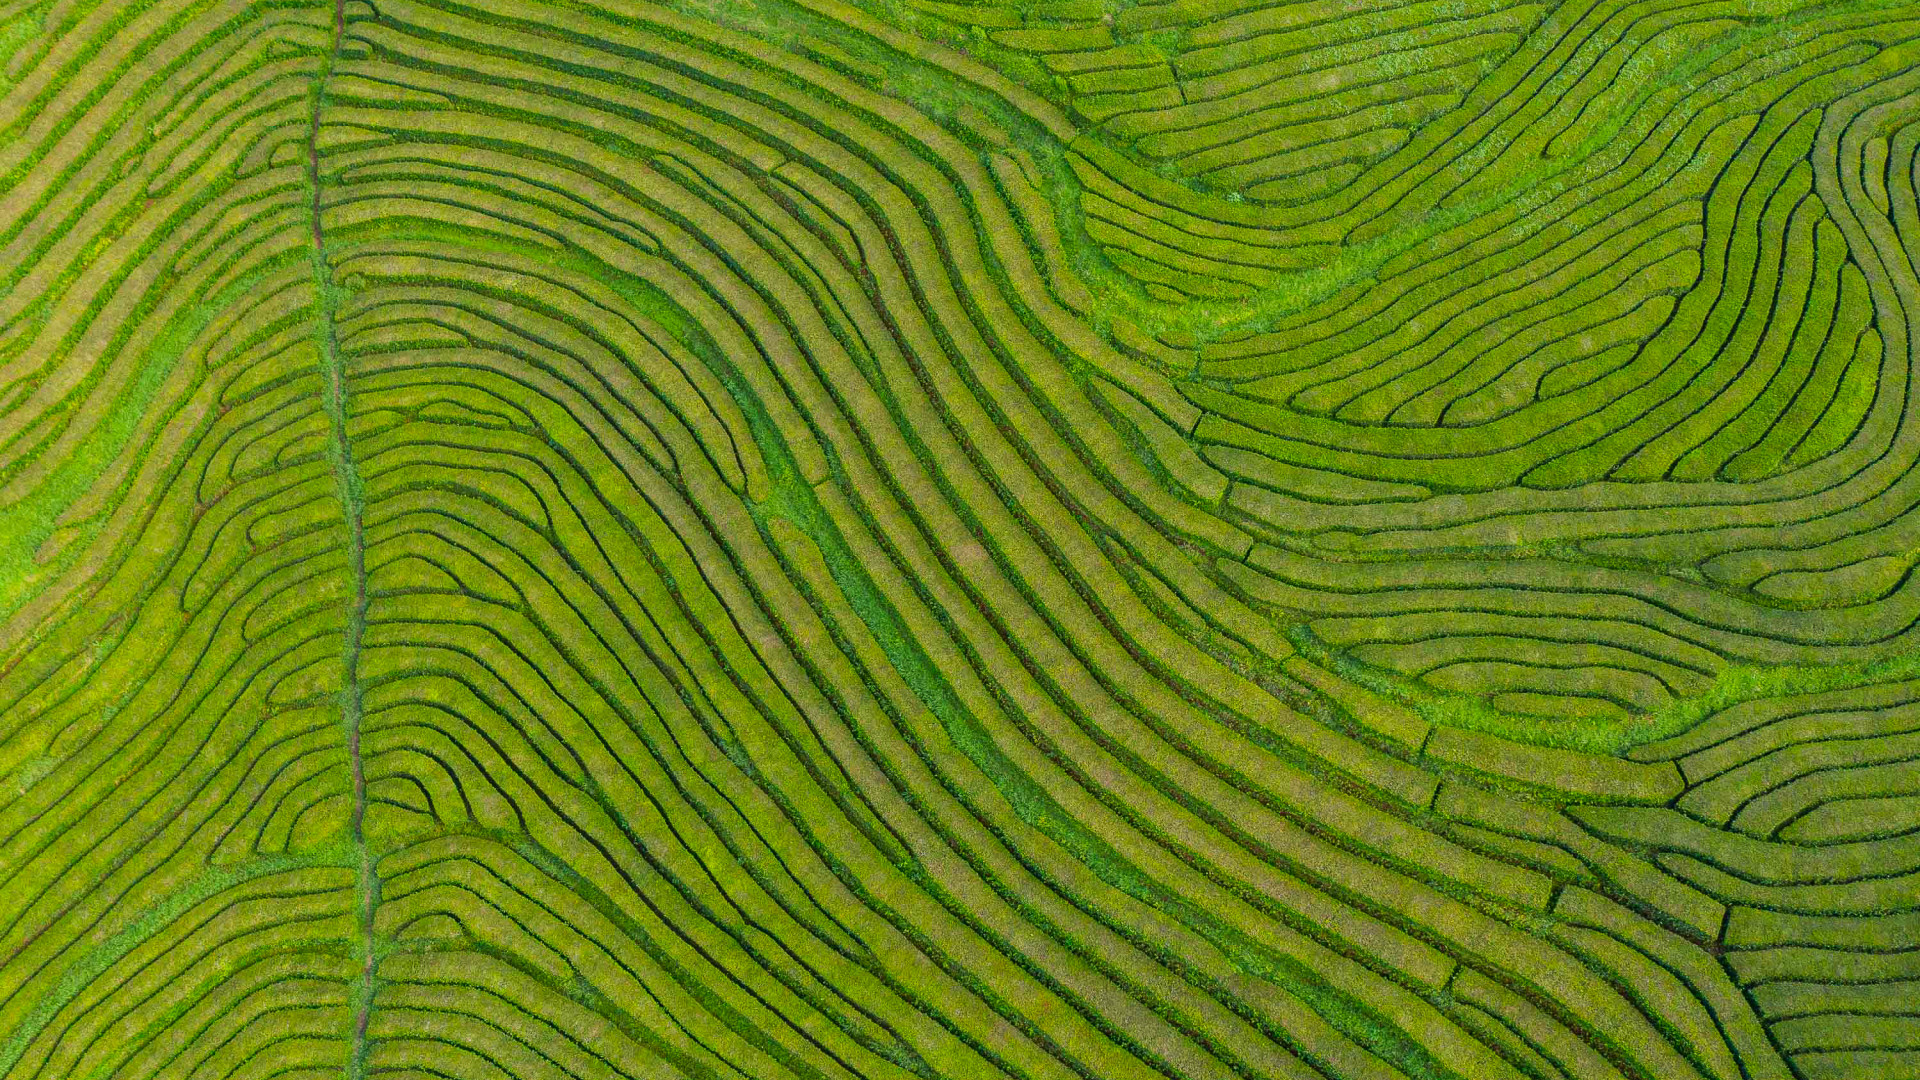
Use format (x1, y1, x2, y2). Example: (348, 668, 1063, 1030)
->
(2, 0, 1918, 1078)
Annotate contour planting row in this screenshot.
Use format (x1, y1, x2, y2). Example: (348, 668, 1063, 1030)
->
(0, 288, 366, 1075)
(0, 5, 380, 1078)
(909, 0, 1850, 313)
(1175, 16, 1920, 536)
(0, 0, 337, 640)
(1619, 683, 1920, 1077)
(1191, 36, 1881, 468)
(903, 0, 1542, 202)
(309, 5, 1821, 1079)
(764, 0, 1920, 718)
(326, 239, 1346, 1080)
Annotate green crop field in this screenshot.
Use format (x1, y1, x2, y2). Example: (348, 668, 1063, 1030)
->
(1, 0, 1918, 1076)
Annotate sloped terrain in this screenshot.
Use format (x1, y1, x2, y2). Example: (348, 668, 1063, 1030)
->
(2, 0, 1918, 1077)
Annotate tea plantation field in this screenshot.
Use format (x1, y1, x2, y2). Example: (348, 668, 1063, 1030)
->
(1, 0, 1917, 1076)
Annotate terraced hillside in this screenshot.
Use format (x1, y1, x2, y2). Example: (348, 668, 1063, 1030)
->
(2, 0, 1919, 1076)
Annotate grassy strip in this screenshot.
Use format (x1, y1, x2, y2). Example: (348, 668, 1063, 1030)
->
(0, 11, 36, 86)
(303, 2, 382, 1074)
(0, 844, 358, 1077)
(1290, 625, 1650, 759)
(1294, 623, 1920, 760)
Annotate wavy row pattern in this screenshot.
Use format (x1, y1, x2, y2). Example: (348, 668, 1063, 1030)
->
(1, 0, 1916, 1078)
